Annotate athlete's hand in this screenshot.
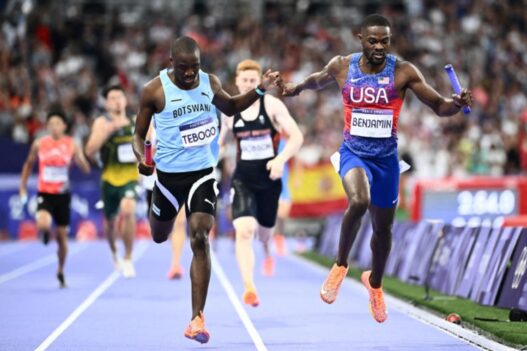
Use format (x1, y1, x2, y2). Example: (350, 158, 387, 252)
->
(266, 157, 285, 180)
(260, 69, 280, 91)
(19, 188, 28, 205)
(452, 88, 472, 109)
(281, 82, 300, 97)
(138, 161, 155, 176)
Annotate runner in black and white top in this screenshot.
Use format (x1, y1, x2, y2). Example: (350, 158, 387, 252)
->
(218, 59, 303, 307)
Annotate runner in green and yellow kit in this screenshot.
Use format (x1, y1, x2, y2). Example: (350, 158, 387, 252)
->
(86, 85, 139, 278)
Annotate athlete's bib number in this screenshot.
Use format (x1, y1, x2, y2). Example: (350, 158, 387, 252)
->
(117, 143, 136, 163)
(180, 117, 217, 148)
(42, 166, 68, 182)
(350, 108, 393, 138)
(240, 135, 274, 160)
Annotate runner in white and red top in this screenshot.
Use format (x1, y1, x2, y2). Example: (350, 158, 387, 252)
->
(19, 111, 91, 288)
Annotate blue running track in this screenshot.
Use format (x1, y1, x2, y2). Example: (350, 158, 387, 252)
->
(0, 239, 485, 350)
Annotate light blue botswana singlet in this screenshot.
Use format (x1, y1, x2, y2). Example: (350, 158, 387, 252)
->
(153, 69, 220, 173)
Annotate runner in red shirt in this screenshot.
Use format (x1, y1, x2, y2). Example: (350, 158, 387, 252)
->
(19, 111, 91, 288)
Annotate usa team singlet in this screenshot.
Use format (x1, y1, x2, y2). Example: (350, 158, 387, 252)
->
(341, 53, 403, 158)
(336, 53, 403, 208)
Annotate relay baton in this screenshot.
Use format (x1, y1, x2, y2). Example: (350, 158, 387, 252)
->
(444, 64, 471, 114)
(144, 140, 153, 166)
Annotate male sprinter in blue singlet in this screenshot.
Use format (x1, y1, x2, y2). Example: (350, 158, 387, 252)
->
(132, 37, 278, 344)
(279, 14, 472, 323)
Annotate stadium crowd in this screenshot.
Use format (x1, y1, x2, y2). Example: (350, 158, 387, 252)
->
(1, 0, 526, 178)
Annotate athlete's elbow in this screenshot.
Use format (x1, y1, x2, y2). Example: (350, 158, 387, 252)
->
(297, 133, 304, 146)
(220, 99, 239, 116)
(292, 131, 304, 149)
(84, 146, 96, 159)
(221, 105, 236, 117)
(81, 163, 91, 174)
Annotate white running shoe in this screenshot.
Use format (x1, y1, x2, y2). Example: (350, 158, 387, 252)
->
(122, 259, 136, 279)
(112, 253, 123, 272)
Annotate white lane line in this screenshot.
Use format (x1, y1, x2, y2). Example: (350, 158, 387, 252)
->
(0, 244, 88, 286)
(34, 242, 150, 351)
(286, 254, 517, 351)
(210, 251, 268, 351)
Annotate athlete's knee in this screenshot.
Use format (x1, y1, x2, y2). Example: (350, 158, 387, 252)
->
(188, 214, 213, 250)
(257, 226, 273, 244)
(189, 222, 210, 251)
(373, 227, 392, 241)
(36, 213, 52, 231)
(234, 218, 257, 242)
(120, 198, 136, 218)
(152, 233, 169, 244)
(36, 221, 51, 231)
(236, 226, 255, 242)
(149, 218, 173, 244)
(346, 196, 369, 217)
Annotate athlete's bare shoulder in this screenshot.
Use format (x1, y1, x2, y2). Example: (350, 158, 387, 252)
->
(263, 93, 288, 114)
(143, 75, 162, 96)
(263, 93, 282, 104)
(32, 137, 42, 150)
(395, 59, 421, 78)
(394, 59, 422, 89)
(91, 115, 110, 130)
(327, 55, 351, 75)
(206, 73, 222, 95)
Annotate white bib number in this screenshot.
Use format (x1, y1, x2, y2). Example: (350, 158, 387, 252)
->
(240, 135, 275, 160)
(117, 143, 136, 163)
(42, 166, 68, 182)
(350, 108, 393, 138)
(180, 117, 217, 148)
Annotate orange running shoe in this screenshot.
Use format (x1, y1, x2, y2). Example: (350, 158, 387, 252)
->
(243, 289, 260, 307)
(320, 263, 348, 304)
(167, 266, 184, 280)
(274, 234, 286, 256)
(184, 311, 210, 344)
(361, 270, 387, 323)
(262, 256, 275, 277)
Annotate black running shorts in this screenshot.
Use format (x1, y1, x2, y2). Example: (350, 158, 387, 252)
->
(151, 168, 217, 221)
(231, 177, 282, 228)
(36, 192, 71, 226)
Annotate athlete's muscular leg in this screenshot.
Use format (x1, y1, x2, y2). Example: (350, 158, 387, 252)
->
(368, 204, 396, 288)
(170, 209, 187, 271)
(104, 217, 119, 256)
(188, 212, 214, 318)
(149, 213, 176, 244)
(233, 217, 258, 289)
(55, 225, 68, 274)
(257, 226, 274, 259)
(119, 197, 136, 260)
(337, 168, 370, 267)
(36, 210, 52, 237)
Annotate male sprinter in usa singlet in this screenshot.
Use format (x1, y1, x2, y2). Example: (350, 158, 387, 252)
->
(133, 36, 279, 344)
(279, 14, 472, 323)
